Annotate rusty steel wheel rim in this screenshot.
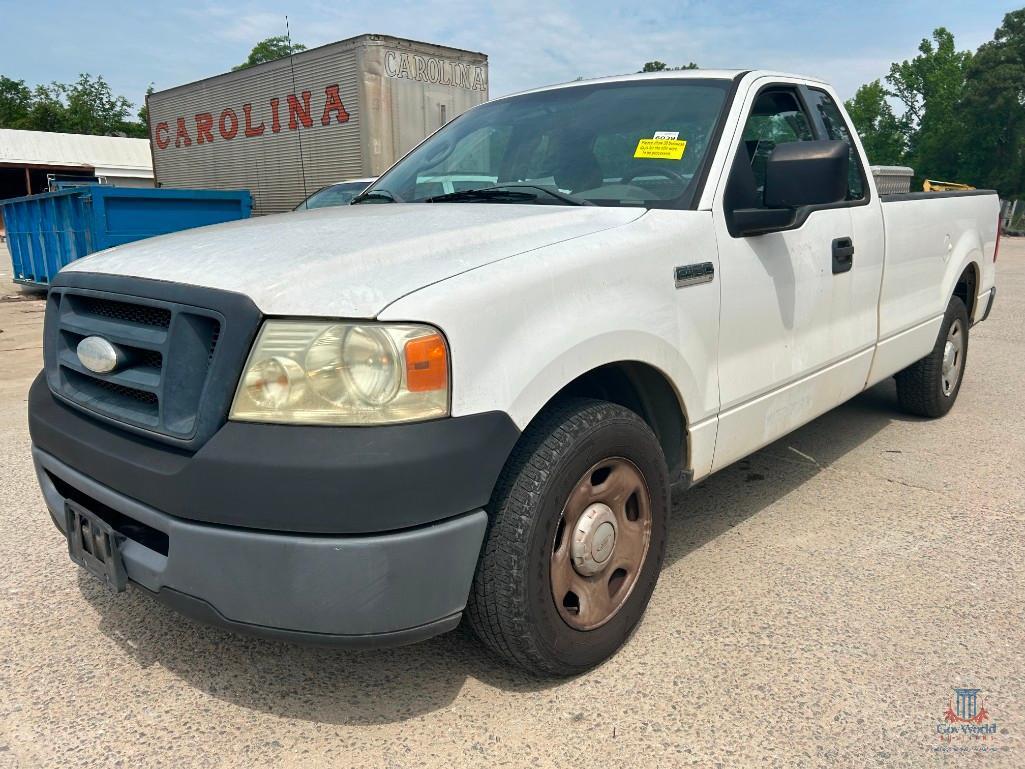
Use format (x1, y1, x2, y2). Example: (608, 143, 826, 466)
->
(550, 457, 652, 631)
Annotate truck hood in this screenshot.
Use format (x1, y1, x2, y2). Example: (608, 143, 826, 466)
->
(64, 204, 644, 317)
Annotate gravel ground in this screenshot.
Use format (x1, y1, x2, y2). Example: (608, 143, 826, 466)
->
(1, 239, 1023, 768)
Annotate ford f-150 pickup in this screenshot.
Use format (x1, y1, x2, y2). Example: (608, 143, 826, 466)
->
(28, 70, 1000, 676)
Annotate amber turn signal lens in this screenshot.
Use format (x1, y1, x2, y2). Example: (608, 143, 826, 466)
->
(404, 333, 448, 392)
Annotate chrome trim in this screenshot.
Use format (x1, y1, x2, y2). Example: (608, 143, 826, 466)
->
(76, 336, 120, 374)
(675, 262, 715, 288)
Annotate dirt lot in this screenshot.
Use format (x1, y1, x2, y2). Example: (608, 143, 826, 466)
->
(1, 239, 1023, 768)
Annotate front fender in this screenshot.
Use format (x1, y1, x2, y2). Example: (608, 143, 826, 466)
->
(507, 331, 694, 433)
(380, 209, 721, 434)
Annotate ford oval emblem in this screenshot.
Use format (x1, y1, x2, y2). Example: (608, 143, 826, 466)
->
(77, 336, 120, 374)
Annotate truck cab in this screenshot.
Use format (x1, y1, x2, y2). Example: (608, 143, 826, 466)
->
(29, 70, 998, 676)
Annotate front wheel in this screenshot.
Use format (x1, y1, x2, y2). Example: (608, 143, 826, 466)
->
(895, 295, 969, 418)
(466, 399, 669, 676)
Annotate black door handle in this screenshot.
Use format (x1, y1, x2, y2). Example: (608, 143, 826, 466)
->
(832, 237, 854, 274)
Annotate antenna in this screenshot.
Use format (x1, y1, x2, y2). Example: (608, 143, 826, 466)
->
(286, 15, 310, 205)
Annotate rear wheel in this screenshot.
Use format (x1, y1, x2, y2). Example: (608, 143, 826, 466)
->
(467, 399, 669, 676)
(895, 295, 969, 418)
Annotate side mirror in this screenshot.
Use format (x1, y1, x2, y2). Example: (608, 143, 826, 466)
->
(729, 139, 849, 237)
(763, 139, 849, 209)
(731, 207, 798, 236)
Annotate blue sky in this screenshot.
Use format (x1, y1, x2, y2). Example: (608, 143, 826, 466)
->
(0, 1, 1018, 111)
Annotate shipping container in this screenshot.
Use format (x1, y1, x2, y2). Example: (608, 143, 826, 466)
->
(147, 34, 488, 215)
(2, 185, 251, 287)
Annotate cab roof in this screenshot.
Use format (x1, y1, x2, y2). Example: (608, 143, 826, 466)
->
(497, 69, 829, 102)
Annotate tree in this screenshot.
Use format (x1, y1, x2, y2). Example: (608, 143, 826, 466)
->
(0, 75, 31, 128)
(640, 60, 698, 72)
(885, 28, 971, 182)
(844, 80, 904, 165)
(130, 84, 155, 138)
(0, 73, 146, 137)
(24, 83, 67, 133)
(233, 36, 307, 71)
(958, 9, 1025, 196)
(60, 74, 136, 136)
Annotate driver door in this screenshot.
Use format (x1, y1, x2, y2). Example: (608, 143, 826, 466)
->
(711, 82, 874, 470)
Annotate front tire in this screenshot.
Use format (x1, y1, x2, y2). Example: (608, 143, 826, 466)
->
(466, 399, 669, 676)
(895, 295, 969, 418)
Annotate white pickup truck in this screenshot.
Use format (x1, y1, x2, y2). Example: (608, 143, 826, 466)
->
(29, 70, 1000, 676)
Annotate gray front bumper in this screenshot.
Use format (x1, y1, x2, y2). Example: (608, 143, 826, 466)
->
(34, 446, 487, 646)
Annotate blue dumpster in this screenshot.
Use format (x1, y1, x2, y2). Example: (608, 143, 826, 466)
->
(1, 186, 252, 287)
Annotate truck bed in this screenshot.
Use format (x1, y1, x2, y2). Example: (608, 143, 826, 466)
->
(867, 188, 999, 385)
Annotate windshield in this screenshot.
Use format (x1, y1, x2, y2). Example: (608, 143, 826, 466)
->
(363, 79, 731, 209)
(295, 181, 372, 210)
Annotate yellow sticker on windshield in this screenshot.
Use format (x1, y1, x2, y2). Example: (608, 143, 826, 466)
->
(634, 137, 687, 160)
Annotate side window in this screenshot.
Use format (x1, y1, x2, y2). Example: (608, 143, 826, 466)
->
(807, 90, 865, 201)
(738, 90, 814, 208)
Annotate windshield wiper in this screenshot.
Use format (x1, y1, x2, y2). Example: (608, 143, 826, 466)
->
(425, 184, 593, 206)
(351, 189, 399, 204)
(425, 187, 539, 204)
(509, 184, 595, 206)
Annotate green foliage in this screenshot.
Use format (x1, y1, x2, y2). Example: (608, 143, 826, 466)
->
(958, 9, 1025, 196)
(844, 80, 905, 166)
(61, 74, 138, 135)
(0, 76, 32, 128)
(639, 61, 698, 72)
(24, 83, 67, 133)
(886, 28, 971, 183)
(233, 36, 307, 71)
(0, 73, 147, 137)
(848, 12, 1025, 198)
(134, 84, 155, 138)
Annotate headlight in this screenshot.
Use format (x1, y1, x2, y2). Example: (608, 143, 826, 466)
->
(230, 320, 449, 425)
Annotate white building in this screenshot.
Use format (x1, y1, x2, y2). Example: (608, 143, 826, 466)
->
(0, 128, 153, 202)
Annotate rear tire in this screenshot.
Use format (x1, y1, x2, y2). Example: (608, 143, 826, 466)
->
(895, 295, 969, 418)
(466, 398, 669, 676)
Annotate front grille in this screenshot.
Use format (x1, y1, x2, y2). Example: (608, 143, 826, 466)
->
(138, 349, 164, 371)
(67, 368, 160, 407)
(74, 296, 172, 328)
(208, 326, 220, 359)
(44, 288, 224, 442)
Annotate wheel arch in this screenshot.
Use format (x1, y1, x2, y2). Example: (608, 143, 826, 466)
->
(945, 226, 985, 323)
(952, 261, 980, 321)
(521, 360, 690, 480)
